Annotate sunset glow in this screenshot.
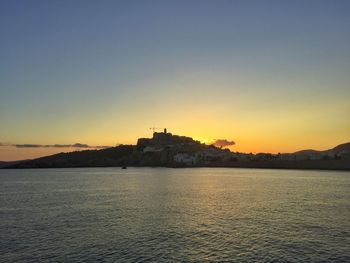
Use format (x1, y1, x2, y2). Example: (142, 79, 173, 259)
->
(1, 1, 349, 161)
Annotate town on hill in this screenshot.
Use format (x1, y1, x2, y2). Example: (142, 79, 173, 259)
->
(3, 129, 350, 170)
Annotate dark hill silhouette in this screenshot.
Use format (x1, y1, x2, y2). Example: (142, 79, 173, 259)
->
(332, 142, 350, 153)
(8, 145, 135, 168)
(3, 132, 350, 170)
(293, 142, 350, 155)
(293, 149, 321, 155)
(0, 161, 21, 168)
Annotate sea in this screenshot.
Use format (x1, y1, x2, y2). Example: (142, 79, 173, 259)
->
(1, 168, 349, 262)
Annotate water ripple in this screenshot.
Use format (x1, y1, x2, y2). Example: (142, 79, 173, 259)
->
(1, 168, 349, 262)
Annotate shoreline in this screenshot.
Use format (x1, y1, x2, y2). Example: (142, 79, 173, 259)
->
(2, 160, 350, 172)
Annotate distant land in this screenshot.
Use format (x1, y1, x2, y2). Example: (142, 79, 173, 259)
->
(2, 130, 350, 170)
(0, 161, 19, 168)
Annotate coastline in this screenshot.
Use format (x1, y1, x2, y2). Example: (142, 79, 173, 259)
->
(3, 159, 350, 171)
(2, 132, 349, 171)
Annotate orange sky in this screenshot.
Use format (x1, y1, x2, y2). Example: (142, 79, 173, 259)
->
(1, 1, 350, 161)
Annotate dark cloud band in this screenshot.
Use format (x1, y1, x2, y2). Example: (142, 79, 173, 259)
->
(0, 143, 111, 149)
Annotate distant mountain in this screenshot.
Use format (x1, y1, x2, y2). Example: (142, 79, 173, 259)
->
(293, 142, 350, 155)
(332, 142, 350, 153)
(293, 149, 321, 155)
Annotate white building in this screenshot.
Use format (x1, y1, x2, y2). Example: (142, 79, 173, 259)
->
(174, 153, 195, 165)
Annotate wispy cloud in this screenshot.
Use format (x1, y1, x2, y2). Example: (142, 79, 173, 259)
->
(212, 139, 235, 148)
(1, 143, 112, 149)
(15, 144, 42, 148)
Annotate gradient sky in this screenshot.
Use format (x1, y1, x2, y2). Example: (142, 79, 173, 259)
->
(1, 0, 350, 161)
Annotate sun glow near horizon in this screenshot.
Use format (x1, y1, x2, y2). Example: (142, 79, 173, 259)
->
(1, 1, 350, 161)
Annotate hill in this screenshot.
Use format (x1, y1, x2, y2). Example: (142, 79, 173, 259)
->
(3, 131, 350, 170)
(7, 145, 136, 168)
(332, 142, 350, 153)
(293, 142, 350, 155)
(0, 160, 22, 168)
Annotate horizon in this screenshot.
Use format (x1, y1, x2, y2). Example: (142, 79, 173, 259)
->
(0, 129, 348, 162)
(1, 0, 350, 161)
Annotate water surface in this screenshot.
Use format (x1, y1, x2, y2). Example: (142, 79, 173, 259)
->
(1, 168, 349, 262)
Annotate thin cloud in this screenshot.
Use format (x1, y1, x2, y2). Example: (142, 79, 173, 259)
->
(15, 144, 41, 148)
(0, 143, 112, 149)
(212, 139, 235, 148)
(71, 143, 89, 148)
(51, 144, 71, 148)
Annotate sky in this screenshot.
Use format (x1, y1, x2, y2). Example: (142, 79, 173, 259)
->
(1, 0, 350, 161)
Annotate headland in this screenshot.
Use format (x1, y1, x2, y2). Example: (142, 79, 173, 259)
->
(3, 129, 350, 170)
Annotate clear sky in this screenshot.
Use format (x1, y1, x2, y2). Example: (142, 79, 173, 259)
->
(1, 0, 350, 161)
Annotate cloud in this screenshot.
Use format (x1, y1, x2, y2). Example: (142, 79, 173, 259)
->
(51, 144, 71, 148)
(71, 143, 89, 148)
(0, 143, 112, 149)
(15, 144, 41, 148)
(212, 139, 235, 148)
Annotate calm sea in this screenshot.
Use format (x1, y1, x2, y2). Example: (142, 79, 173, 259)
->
(1, 168, 349, 262)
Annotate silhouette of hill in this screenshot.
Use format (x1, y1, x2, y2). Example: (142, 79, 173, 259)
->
(3, 132, 350, 171)
(293, 149, 321, 155)
(332, 142, 350, 153)
(0, 161, 21, 168)
(7, 145, 135, 168)
(293, 142, 350, 155)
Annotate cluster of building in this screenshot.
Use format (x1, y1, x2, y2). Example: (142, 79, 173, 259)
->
(136, 129, 350, 166)
(136, 129, 236, 166)
(279, 150, 350, 161)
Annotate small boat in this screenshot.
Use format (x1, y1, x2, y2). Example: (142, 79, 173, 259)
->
(122, 166, 127, 169)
